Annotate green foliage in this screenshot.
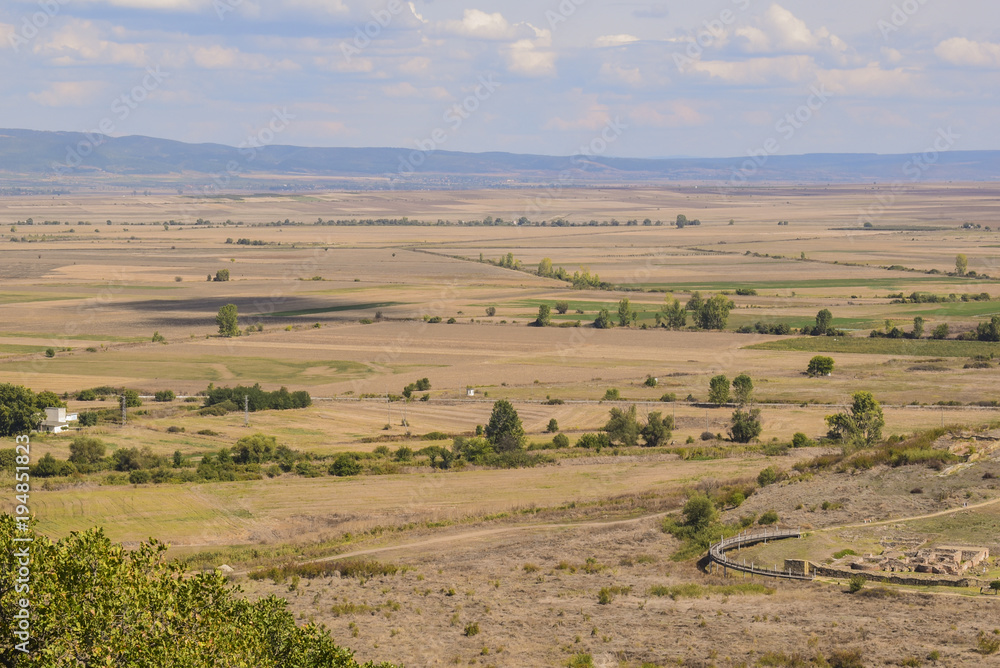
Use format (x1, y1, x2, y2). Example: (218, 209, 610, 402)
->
(330, 454, 362, 477)
(657, 297, 687, 329)
(204, 383, 311, 412)
(216, 303, 240, 337)
(757, 466, 781, 487)
(731, 374, 754, 405)
(708, 374, 730, 405)
(807, 355, 835, 376)
(0, 384, 44, 436)
(730, 407, 762, 443)
(643, 374, 658, 387)
(214, 268, 231, 282)
(69, 436, 106, 465)
(833, 549, 857, 559)
(485, 306, 496, 317)
(956, 253, 968, 276)
(814, 308, 833, 335)
(484, 399, 525, 452)
(977, 630, 1000, 655)
(576, 433, 610, 450)
(233, 433, 278, 464)
(932, 323, 949, 339)
(641, 411, 674, 447)
(546, 418, 559, 433)
(617, 298, 633, 327)
(604, 405, 639, 446)
(826, 391, 885, 450)
(681, 493, 718, 530)
(696, 294, 734, 330)
(45, 348, 55, 358)
(123, 389, 142, 407)
(554, 300, 569, 314)
(153, 389, 176, 402)
(758, 510, 779, 525)
(648, 583, 772, 599)
(535, 303, 551, 326)
(552, 433, 570, 448)
(592, 309, 613, 329)
(791, 432, 811, 448)
(78, 411, 99, 427)
(848, 575, 866, 593)
(34, 390, 65, 409)
(602, 388, 621, 401)
(0, 517, 393, 667)
(463, 622, 480, 637)
(152, 331, 166, 343)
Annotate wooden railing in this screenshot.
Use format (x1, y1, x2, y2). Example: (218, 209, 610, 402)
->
(707, 528, 814, 580)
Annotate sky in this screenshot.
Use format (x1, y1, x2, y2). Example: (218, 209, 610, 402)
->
(1, 0, 998, 159)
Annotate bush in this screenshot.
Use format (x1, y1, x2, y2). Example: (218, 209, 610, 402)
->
(166, 426, 185, 433)
(791, 432, 811, 448)
(758, 510, 779, 525)
(330, 454, 361, 477)
(78, 411, 99, 427)
(848, 575, 866, 593)
(977, 630, 1000, 655)
(757, 466, 781, 487)
(552, 434, 570, 448)
(576, 433, 610, 450)
(129, 469, 152, 485)
(602, 388, 621, 401)
(659, 393, 676, 402)
(597, 587, 615, 605)
(546, 418, 559, 433)
(827, 649, 865, 668)
(700, 431, 715, 441)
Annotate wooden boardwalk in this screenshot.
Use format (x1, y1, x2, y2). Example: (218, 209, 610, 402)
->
(708, 528, 814, 581)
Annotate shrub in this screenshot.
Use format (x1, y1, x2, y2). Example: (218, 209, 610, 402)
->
(45, 348, 55, 358)
(848, 575, 866, 593)
(546, 418, 559, 433)
(758, 510, 779, 525)
(330, 454, 361, 477)
(602, 388, 621, 401)
(757, 466, 781, 487)
(977, 630, 1000, 655)
(597, 587, 615, 605)
(827, 649, 865, 668)
(463, 622, 480, 637)
(552, 434, 570, 448)
(154, 389, 176, 402)
(78, 411, 99, 427)
(791, 432, 811, 448)
(659, 393, 676, 402)
(166, 426, 185, 433)
(129, 469, 152, 485)
(700, 431, 715, 441)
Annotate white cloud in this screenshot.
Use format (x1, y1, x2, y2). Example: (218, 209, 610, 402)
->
(73, 0, 204, 10)
(599, 63, 642, 86)
(506, 39, 555, 77)
(881, 47, 903, 65)
(691, 55, 815, 85)
(632, 101, 707, 128)
(443, 9, 534, 41)
(190, 44, 297, 71)
(935, 37, 1000, 68)
(34, 20, 149, 67)
(595, 34, 639, 48)
(733, 4, 847, 56)
(28, 81, 107, 107)
(817, 64, 915, 97)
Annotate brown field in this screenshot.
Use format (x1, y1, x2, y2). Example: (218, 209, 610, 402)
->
(3, 183, 1000, 666)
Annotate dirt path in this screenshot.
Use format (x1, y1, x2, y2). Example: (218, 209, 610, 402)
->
(233, 511, 670, 576)
(817, 494, 1000, 533)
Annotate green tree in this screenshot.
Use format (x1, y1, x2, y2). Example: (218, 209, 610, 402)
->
(214, 268, 231, 282)
(814, 309, 833, 335)
(911, 316, 924, 339)
(45, 348, 55, 358)
(731, 374, 754, 405)
(123, 389, 142, 408)
(216, 303, 240, 337)
(34, 390, 65, 409)
(807, 356, 835, 376)
(826, 391, 885, 450)
(593, 309, 613, 329)
(153, 390, 175, 402)
(956, 253, 968, 276)
(172, 450, 183, 468)
(538, 257, 553, 277)
(685, 291, 703, 312)
(485, 306, 497, 317)
(484, 400, 525, 452)
(640, 411, 673, 447)
(617, 298, 633, 327)
(676, 214, 688, 228)
(535, 304, 552, 327)
(0, 384, 42, 437)
(708, 375, 730, 405)
(604, 405, 639, 446)
(68, 436, 106, 465)
(931, 323, 949, 339)
(681, 493, 718, 530)
(546, 418, 559, 433)
(554, 300, 569, 314)
(976, 315, 1000, 342)
(233, 433, 278, 464)
(658, 298, 687, 329)
(697, 295, 733, 330)
(0, 516, 392, 668)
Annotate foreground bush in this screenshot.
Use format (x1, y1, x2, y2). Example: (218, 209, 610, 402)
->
(0, 516, 394, 668)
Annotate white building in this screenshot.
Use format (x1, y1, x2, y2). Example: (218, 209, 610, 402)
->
(39, 407, 78, 433)
(466, 388, 476, 397)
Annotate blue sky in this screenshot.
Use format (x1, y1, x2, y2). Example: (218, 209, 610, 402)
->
(1, 0, 998, 158)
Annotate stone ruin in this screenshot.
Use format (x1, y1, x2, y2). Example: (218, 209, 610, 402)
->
(849, 545, 990, 576)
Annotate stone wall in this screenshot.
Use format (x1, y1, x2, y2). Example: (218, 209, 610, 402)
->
(810, 563, 988, 589)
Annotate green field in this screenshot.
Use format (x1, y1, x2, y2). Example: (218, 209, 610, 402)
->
(747, 336, 1000, 358)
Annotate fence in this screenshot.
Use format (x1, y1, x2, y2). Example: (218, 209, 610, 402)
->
(707, 527, 814, 580)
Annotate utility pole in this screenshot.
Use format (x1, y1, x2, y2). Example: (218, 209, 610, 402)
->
(121, 394, 127, 426)
(244, 396, 249, 427)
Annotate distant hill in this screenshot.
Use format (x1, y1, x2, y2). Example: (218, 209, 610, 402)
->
(2, 128, 1000, 186)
